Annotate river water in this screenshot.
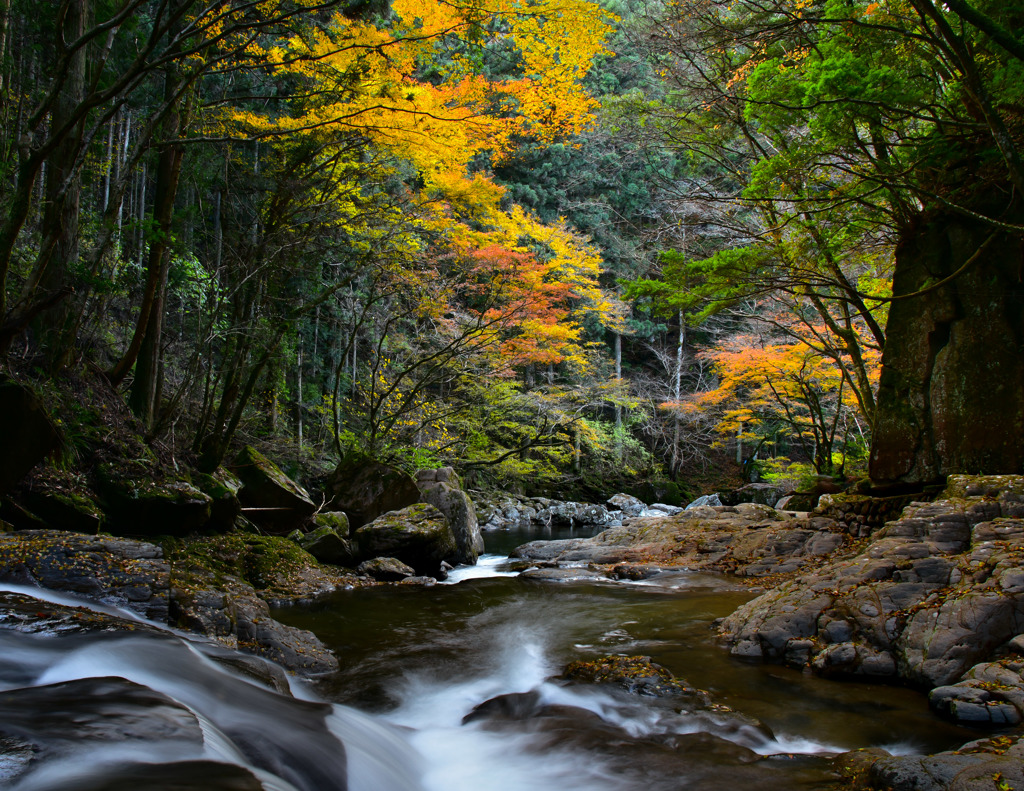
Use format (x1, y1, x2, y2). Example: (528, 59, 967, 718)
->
(273, 524, 975, 791)
(0, 522, 976, 791)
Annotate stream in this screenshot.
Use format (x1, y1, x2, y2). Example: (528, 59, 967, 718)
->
(272, 523, 975, 791)
(0, 522, 977, 790)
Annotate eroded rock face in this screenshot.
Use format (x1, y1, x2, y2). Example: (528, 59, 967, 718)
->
(353, 503, 457, 575)
(717, 476, 1024, 708)
(416, 467, 482, 565)
(0, 530, 170, 621)
(327, 455, 420, 529)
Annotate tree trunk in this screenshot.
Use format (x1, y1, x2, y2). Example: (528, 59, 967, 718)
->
(123, 34, 186, 422)
(23, 0, 88, 366)
(870, 205, 1024, 486)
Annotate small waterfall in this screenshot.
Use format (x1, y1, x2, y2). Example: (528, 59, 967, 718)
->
(0, 585, 425, 791)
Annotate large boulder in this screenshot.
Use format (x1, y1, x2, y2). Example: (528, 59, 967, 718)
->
(327, 455, 420, 529)
(231, 446, 315, 533)
(416, 467, 483, 564)
(0, 530, 170, 621)
(97, 465, 213, 537)
(353, 503, 457, 575)
(0, 381, 61, 493)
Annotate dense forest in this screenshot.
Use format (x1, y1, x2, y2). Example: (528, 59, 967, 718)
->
(1, 0, 1021, 499)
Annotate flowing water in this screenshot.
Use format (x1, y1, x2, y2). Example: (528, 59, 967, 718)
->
(0, 523, 977, 791)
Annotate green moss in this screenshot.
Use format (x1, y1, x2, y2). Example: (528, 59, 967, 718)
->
(164, 533, 320, 593)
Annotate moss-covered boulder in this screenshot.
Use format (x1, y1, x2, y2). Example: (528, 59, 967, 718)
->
(296, 519, 355, 567)
(353, 503, 457, 575)
(193, 468, 243, 531)
(326, 455, 420, 528)
(231, 446, 315, 533)
(164, 533, 344, 602)
(24, 489, 104, 534)
(97, 465, 212, 537)
(0, 381, 61, 493)
(416, 467, 482, 565)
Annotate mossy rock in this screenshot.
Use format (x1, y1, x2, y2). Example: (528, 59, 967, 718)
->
(312, 510, 350, 535)
(353, 503, 456, 575)
(166, 533, 325, 596)
(24, 489, 104, 534)
(232, 447, 315, 533)
(562, 655, 711, 702)
(97, 464, 212, 537)
(194, 468, 243, 531)
(298, 525, 355, 566)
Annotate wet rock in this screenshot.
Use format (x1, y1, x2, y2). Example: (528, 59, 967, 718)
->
(171, 567, 338, 675)
(612, 564, 663, 580)
(462, 690, 545, 724)
(327, 455, 420, 529)
(354, 503, 457, 575)
(0, 381, 61, 493)
(357, 557, 416, 581)
(0, 676, 205, 787)
(417, 467, 483, 564)
(0, 530, 169, 621)
(232, 446, 316, 533)
(563, 655, 712, 704)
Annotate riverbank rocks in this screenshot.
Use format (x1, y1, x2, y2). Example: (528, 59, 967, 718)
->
(327, 455, 420, 529)
(512, 503, 847, 578)
(232, 446, 316, 533)
(295, 520, 355, 566)
(416, 467, 483, 564)
(353, 503, 457, 575)
(716, 475, 1024, 706)
(0, 530, 170, 621)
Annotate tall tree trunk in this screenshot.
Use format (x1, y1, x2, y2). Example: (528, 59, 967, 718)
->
(121, 29, 186, 424)
(21, 0, 88, 367)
